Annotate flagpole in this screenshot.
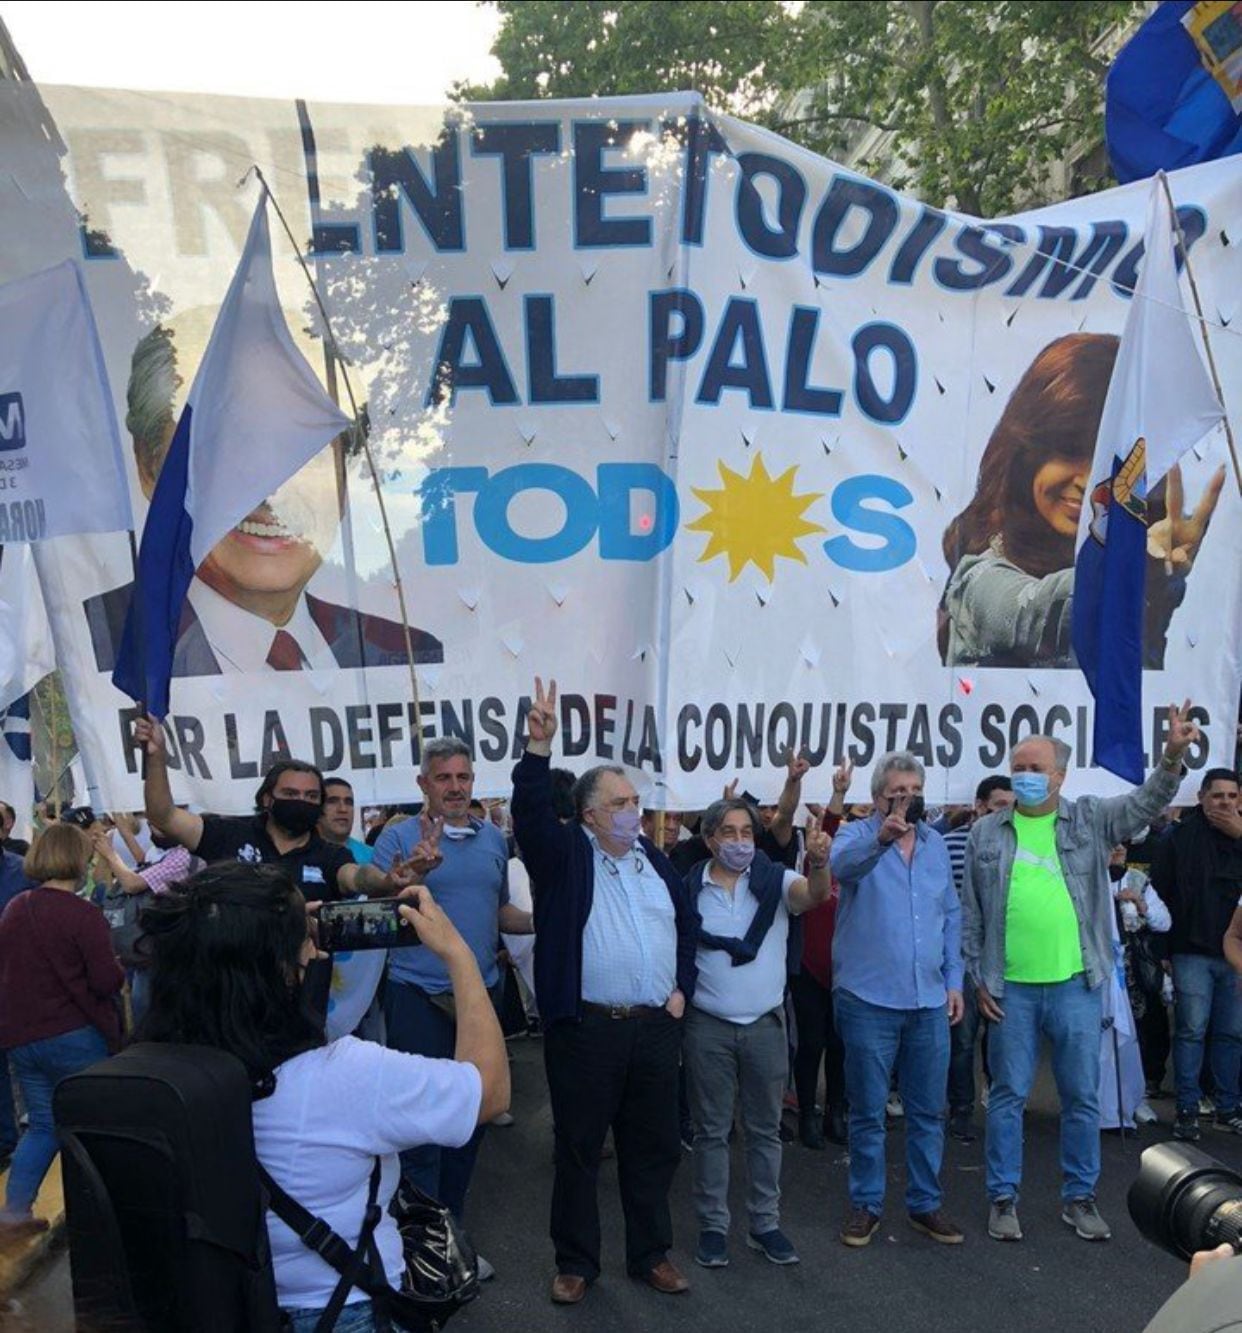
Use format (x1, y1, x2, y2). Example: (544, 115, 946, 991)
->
(250, 167, 426, 756)
(1158, 172, 1242, 498)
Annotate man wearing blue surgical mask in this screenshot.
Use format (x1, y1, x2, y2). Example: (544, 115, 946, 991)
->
(510, 678, 700, 1308)
(962, 702, 1201, 1247)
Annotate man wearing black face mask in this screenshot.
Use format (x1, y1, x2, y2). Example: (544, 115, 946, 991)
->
(133, 715, 415, 902)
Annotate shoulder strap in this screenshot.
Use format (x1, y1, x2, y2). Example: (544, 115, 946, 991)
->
(259, 1158, 389, 1331)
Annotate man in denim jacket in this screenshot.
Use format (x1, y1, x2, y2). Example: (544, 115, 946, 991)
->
(962, 703, 1199, 1245)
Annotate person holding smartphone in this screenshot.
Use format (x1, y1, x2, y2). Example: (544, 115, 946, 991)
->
(829, 751, 965, 1251)
(138, 862, 508, 1332)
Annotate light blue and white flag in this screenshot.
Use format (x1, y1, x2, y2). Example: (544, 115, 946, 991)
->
(0, 544, 56, 839)
(113, 191, 351, 717)
(1071, 174, 1224, 783)
(0, 260, 132, 543)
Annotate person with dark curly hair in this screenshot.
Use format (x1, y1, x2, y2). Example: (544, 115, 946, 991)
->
(939, 332, 1224, 669)
(138, 862, 508, 1332)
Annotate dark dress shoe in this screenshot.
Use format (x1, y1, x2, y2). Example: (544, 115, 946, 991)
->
(643, 1259, 690, 1294)
(825, 1104, 848, 1146)
(799, 1110, 826, 1150)
(551, 1274, 588, 1304)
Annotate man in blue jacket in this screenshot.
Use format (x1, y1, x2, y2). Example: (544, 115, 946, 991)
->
(511, 677, 699, 1308)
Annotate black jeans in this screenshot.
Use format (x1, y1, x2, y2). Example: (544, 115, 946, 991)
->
(544, 1009, 683, 1280)
(1137, 991, 1172, 1088)
(789, 971, 845, 1116)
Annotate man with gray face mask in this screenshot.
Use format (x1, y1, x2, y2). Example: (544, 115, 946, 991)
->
(684, 799, 831, 1270)
(962, 702, 1201, 1245)
(510, 678, 700, 1308)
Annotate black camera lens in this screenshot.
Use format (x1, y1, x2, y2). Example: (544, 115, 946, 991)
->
(1129, 1141, 1242, 1261)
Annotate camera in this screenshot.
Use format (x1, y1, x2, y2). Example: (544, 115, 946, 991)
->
(61, 806, 98, 829)
(1128, 1141, 1242, 1261)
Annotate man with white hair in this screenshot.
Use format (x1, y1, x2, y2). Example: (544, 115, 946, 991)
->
(511, 678, 699, 1307)
(963, 703, 1200, 1245)
(830, 751, 965, 1250)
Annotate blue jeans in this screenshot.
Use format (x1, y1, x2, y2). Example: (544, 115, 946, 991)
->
(985, 976, 1102, 1203)
(3, 1025, 109, 1218)
(835, 988, 950, 1214)
(1172, 953, 1242, 1115)
(0, 1048, 17, 1159)
(384, 981, 498, 1222)
(284, 1300, 376, 1332)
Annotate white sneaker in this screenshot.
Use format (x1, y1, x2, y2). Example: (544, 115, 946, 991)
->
(1135, 1100, 1158, 1125)
(1200, 1097, 1216, 1116)
(886, 1093, 904, 1119)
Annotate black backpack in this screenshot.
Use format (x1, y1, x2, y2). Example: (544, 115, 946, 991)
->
(54, 1042, 478, 1332)
(53, 1042, 282, 1331)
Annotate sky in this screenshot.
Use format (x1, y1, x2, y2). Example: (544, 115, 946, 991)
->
(3, 1, 503, 104)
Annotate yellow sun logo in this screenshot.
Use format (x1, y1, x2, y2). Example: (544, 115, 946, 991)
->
(687, 453, 825, 582)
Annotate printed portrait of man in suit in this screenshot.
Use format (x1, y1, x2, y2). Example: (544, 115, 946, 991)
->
(84, 322, 443, 676)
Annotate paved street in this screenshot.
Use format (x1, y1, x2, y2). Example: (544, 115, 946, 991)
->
(12, 1035, 1234, 1332)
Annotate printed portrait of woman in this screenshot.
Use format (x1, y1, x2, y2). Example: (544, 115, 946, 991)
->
(938, 332, 1224, 669)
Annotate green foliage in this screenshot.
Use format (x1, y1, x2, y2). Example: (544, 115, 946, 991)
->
(462, 0, 1146, 215)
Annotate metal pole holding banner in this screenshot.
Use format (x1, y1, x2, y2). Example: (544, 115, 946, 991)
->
(1159, 171, 1242, 498)
(248, 166, 426, 756)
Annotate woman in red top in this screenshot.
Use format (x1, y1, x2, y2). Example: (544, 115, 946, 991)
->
(0, 823, 122, 1240)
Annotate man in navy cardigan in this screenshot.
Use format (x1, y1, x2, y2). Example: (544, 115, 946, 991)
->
(511, 677, 699, 1307)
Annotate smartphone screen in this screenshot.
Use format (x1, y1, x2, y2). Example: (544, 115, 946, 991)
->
(317, 898, 420, 952)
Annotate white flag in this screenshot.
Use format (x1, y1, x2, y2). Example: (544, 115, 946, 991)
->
(0, 260, 132, 542)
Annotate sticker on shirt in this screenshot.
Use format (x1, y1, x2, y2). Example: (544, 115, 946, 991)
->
(237, 844, 263, 864)
(301, 866, 326, 884)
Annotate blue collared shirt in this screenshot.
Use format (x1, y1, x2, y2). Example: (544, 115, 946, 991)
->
(372, 818, 509, 994)
(830, 815, 963, 1011)
(580, 833, 677, 1008)
(693, 864, 798, 1025)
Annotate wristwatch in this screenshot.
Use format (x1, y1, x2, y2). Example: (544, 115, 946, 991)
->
(1159, 751, 1184, 773)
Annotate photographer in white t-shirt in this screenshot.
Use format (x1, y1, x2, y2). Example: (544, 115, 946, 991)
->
(138, 860, 510, 1332)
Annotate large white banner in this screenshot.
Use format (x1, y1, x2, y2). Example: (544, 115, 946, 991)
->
(1, 83, 1238, 811)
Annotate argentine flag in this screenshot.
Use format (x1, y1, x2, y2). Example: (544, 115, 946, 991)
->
(1071, 174, 1224, 782)
(113, 192, 351, 717)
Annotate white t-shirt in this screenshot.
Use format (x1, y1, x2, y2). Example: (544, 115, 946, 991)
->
(252, 1037, 483, 1311)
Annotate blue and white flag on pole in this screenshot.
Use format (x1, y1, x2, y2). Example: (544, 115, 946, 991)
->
(1071, 174, 1224, 782)
(113, 192, 352, 717)
(0, 261, 132, 542)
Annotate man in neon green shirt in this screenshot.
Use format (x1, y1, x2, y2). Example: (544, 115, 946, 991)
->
(962, 703, 1200, 1245)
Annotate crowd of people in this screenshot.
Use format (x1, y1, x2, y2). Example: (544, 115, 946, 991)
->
(0, 683, 1239, 1328)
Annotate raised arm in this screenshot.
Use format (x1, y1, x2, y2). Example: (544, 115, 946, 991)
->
(768, 753, 811, 849)
(509, 677, 573, 892)
(1098, 701, 1196, 847)
(133, 714, 203, 853)
(90, 829, 148, 895)
(787, 820, 832, 914)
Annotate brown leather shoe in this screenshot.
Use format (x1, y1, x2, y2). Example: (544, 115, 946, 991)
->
(908, 1209, 965, 1244)
(840, 1206, 880, 1247)
(642, 1258, 690, 1294)
(550, 1273, 588, 1304)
